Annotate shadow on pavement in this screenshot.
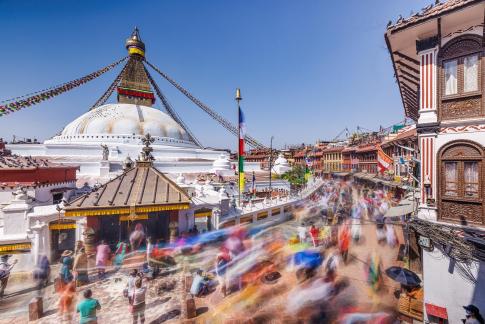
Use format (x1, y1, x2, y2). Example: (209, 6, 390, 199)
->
(196, 306, 209, 316)
(149, 308, 181, 324)
(147, 296, 171, 309)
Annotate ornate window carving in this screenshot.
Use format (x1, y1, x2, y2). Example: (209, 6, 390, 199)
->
(438, 35, 482, 120)
(438, 140, 484, 225)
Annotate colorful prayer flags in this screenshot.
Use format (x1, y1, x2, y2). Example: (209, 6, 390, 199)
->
(239, 106, 245, 192)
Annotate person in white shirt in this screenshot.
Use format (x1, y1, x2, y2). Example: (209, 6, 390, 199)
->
(297, 224, 307, 243)
(130, 277, 147, 324)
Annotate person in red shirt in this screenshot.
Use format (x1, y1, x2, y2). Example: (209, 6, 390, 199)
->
(309, 225, 319, 247)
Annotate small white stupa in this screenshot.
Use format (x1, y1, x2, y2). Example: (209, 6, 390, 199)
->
(272, 153, 291, 175)
(211, 154, 232, 176)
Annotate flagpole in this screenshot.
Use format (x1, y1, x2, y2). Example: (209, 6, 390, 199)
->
(236, 88, 242, 207)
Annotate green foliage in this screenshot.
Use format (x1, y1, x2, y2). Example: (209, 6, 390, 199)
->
(282, 164, 308, 187)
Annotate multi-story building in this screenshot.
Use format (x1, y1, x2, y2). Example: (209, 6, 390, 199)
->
(386, 1, 485, 322)
(381, 125, 419, 184)
(323, 146, 344, 172)
(342, 146, 359, 172)
(356, 144, 378, 174)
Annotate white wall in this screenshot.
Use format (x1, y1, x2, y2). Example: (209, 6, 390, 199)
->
(423, 247, 485, 323)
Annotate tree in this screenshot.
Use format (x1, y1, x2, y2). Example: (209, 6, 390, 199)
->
(282, 164, 308, 188)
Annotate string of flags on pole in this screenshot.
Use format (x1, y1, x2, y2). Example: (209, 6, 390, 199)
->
(238, 102, 246, 192)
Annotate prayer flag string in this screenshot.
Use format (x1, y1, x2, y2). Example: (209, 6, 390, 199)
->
(0, 57, 128, 117)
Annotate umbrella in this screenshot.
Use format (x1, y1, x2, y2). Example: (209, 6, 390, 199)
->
(385, 266, 421, 287)
(293, 250, 323, 270)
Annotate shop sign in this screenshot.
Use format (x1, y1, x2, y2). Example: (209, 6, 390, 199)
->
(418, 235, 434, 251)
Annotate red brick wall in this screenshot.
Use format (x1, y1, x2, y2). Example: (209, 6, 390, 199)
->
(0, 166, 77, 184)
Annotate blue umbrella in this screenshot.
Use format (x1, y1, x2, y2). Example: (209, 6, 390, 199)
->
(293, 250, 323, 270)
(385, 266, 421, 286)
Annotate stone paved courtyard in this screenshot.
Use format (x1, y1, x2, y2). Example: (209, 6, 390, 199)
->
(1, 208, 405, 324)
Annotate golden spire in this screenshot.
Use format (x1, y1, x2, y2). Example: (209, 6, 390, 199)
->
(125, 27, 146, 58)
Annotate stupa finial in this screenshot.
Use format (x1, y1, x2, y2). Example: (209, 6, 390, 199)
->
(125, 27, 146, 58)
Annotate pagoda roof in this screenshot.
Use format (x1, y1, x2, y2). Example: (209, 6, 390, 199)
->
(64, 160, 190, 217)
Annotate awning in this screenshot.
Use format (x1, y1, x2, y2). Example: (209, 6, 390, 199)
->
(425, 303, 448, 319)
(120, 214, 149, 221)
(49, 223, 77, 230)
(333, 172, 350, 177)
(195, 209, 212, 218)
(385, 194, 417, 217)
(0, 242, 31, 255)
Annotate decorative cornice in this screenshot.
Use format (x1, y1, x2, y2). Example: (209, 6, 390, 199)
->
(417, 122, 440, 134)
(416, 35, 439, 53)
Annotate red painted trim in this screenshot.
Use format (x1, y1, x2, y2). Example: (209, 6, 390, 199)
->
(421, 137, 425, 202)
(426, 138, 429, 177)
(117, 88, 155, 100)
(421, 55, 424, 108)
(429, 53, 433, 109)
(430, 138, 433, 194)
(425, 54, 429, 109)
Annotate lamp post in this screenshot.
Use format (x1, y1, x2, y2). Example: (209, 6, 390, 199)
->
(269, 136, 274, 197)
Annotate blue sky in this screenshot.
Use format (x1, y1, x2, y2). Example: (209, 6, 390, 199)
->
(0, 0, 431, 150)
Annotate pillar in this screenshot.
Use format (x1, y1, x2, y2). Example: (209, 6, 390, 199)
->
(30, 221, 47, 266)
(417, 42, 439, 220)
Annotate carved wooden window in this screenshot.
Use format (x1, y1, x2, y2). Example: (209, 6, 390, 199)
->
(444, 161, 458, 196)
(442, 54, 480, 98)
(440, 142, 483, 201)
(439, 141, 484, 225)
(464, 161, 479, 197)
(438, 35, 482, 121)
(444, 59, 458, 95)
(464, 54, 479, 92)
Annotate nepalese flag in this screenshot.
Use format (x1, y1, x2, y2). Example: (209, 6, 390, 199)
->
(377, 145, 393, 173)
(238, 107, 246, 192)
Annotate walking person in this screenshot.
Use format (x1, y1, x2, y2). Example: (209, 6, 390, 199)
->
(130, 277, 147, 324)
(114, 241, 129, 270)
(59, 250, 74, 286)
(96, 240, 111, 280)
(124, 269, 139, 304)
(215, 249, 231, 297)
(297, 223, 307, 244)
(385, 223, 398, 248)
(0, 255, 17, 297)
(58, 281, 76, 323)
(76, 289, 101, 324)
(33, 255, 50, 294)
(338, 225, 350, 264)
(309, 224, 319, 247)
(73, 247, 89, 286)
(463, 305, 485, 324)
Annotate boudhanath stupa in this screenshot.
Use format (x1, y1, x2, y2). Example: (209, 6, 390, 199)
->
(7, 29, 241, 180)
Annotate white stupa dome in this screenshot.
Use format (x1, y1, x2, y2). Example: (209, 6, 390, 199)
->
(47, 103, 194, 146)
(273, 153, 291, 175)
(211, 154, 232, 176)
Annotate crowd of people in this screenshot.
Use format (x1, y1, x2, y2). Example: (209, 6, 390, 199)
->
(3, 177, 485, 323)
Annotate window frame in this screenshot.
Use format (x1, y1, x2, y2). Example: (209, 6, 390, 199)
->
(441, 52, 481, 100)
(439, 141, 483, 203)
